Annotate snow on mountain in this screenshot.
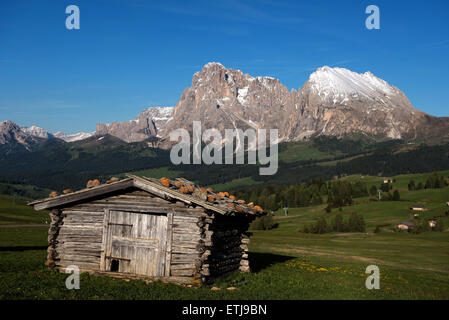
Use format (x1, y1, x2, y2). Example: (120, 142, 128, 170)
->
(140, 106, 174, 122)
(307, 66, 401, 103)
(4, 64, 448, 150)
(0, 121, 45, 154)
(163, 62, 449, 144)
(21, 126, 54, 139)
(20, 125, 93, 142)
(53, 131, 94, 142)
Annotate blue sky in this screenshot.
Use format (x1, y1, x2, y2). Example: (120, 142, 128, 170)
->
(1, 0, 448, 133)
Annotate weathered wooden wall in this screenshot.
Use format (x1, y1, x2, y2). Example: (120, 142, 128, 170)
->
(196, 214, 250, 283)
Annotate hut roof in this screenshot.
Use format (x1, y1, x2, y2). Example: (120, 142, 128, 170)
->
(28, 174, 265, 217)
(398, 221, 415, 227)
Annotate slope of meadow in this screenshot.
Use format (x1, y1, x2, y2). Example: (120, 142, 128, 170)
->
(0, 171, 448, 299)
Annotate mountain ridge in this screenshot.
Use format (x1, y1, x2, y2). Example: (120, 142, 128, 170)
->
(161, 63, 449, 146)
(3, 63, 449, 151)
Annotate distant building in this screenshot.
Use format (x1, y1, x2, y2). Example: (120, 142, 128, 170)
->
(410, 205, 426, 211)
(397, 221, 414, 230)
(383, 179, 393, 184)
(428, 220, 437, 228)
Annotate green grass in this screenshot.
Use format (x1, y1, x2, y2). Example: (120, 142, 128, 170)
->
(1, 227, 448, 299)
(278, 141, 343, 163)
(0, 195, 49, 225)
(1, 172, 449, 299)
(208, 177, 263, 191)
(0, 183, 52, 200)
(341, 170, 449, 192)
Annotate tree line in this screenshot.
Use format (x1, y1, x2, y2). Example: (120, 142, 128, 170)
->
(408, 172, 448, 191)
(232, 179, 370, 212)
(302, 213, 366, 234)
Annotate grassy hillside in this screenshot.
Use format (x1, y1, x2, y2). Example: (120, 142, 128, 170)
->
(171, 140, 449, 188)
(0, 135, 171, 191)
(0, 194, 49, 225)
(0, 171, 448, 299)
(0, 183, 51, 200)
(1, 136, 449, 193)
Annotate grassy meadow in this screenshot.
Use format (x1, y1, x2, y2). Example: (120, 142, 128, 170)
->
(0, 170, 448, 299)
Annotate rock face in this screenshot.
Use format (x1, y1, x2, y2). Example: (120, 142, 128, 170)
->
(161, 62, 302, 145)
(96, 107, 174, 143)
(0, 120, 44, 155)
(165, 62, 301, 143)
(3, 63, 448, 150)
(297, 66, 421, 140)
(160, 63, 449, 145)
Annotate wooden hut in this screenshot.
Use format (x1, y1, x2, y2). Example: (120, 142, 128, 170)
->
(28, 174, 264, 285)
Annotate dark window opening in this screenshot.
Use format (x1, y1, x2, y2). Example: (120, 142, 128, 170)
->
(111, 259, 119, 272)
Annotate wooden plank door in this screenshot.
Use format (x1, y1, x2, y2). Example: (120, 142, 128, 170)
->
(101, 210, 169, 277)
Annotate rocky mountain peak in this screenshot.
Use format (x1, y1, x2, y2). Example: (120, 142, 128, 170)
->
(1, 120, 22, 143)
(0, 120, 45, 154)
(166, 63, 449, 144)
(96, 106, 174, 143)
(0, 120, 20, 132)
(166, 62, 302, 144)
(3, 63, 448, 152)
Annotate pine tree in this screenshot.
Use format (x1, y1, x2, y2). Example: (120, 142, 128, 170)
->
(348, 213, 364, 232)
(311, 193, 323, 205)
(358, 214, 366, 232)
(393, 190, 400, 201)
(315, 217, 329, 234)
(331, 214, 345, 232)
(435, 219, 445, 232)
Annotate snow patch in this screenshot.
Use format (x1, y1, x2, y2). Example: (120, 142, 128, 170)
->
(237, 87, 249, 106)
(308, 66, 396, 102)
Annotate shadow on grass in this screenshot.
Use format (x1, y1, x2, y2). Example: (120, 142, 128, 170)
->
(0, 246, 47, 251)
(249, 252, 295, 272)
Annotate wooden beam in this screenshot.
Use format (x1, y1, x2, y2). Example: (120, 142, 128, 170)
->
(30, 179, 135, 211)
(165, 210, 174, 277)
(99, 208, 110, 272)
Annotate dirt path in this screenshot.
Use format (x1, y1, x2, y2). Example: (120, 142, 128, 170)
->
(271, 245, 449, 274)
(0, 224, 48, 228)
